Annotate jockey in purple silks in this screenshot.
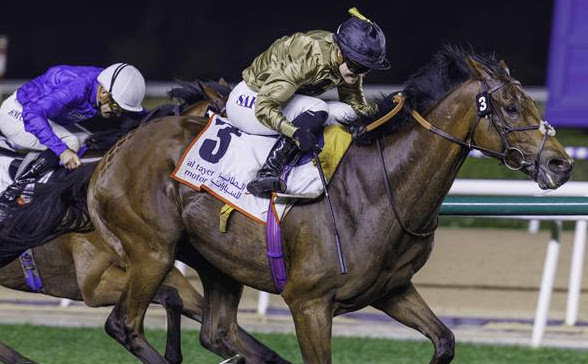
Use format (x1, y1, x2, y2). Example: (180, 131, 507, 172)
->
(0, 63, 146, 208)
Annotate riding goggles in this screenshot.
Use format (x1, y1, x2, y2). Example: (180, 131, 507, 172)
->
(345, 57, 372, 76)
(107, 97, 123, 116)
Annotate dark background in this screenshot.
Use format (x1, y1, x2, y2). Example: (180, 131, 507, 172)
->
(0, 0, 553, 85)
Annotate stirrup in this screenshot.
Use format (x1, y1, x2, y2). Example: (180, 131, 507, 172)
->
(246, 176, 287, 197)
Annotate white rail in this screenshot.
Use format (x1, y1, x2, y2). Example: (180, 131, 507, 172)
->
(257, 179, 588, 348)
(449, 179, 588, 197)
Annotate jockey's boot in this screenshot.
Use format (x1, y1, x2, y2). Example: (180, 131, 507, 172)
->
(0, 151, 58, 209)
(247, 135, 299, 198)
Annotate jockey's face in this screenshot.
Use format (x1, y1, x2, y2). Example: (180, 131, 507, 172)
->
(97, 86, 124, 118)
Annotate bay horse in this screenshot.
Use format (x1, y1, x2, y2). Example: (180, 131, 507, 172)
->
(0, 231, 285, 364)
(0, 79, 288, 363)
(87, 46, 573, 363)
(0, 230, 200, 364)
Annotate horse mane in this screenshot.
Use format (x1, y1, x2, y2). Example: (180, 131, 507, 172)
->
(168, 79, 232, 114)
(350, 45, 508, 144)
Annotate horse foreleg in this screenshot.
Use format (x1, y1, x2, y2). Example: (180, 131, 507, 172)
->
(177, 243, 290, 364)
(198, 269, 290, 364)
(372, 282, 455, 364)
(81, 262, 183, 363)
(0, 340, 37, 364)
(104, 250, 175, 364)
(152, 284, 184, 364)
(75, 259, 125, 307)
(284, 295, 333, 364)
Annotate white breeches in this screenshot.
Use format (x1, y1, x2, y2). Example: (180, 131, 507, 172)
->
(0, 92, 80, 153)
(226, 81, 356, 135)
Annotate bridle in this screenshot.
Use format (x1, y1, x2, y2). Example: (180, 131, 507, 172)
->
(368, 78, 557, 237)
(416, 79, 555, 174)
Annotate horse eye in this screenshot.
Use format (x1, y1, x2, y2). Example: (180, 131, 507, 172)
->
(505, 105, 518, 114)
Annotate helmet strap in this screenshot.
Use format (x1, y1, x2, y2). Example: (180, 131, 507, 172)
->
(109, 63, 129, 93)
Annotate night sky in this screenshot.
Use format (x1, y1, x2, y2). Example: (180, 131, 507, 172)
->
(0, 0, 554, 85)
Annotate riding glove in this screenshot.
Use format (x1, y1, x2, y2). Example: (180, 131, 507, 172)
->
(292, 128, 320, 153)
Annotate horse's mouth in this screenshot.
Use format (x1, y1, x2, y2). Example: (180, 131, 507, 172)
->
(527, 164, 572, 190)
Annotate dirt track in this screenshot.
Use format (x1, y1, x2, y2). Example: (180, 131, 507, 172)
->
(0, 227, 587, 349)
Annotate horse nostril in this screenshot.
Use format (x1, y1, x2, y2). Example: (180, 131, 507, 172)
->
(548, 158, 573, 174)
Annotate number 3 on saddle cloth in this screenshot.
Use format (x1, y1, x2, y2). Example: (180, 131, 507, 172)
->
(170, 113, 352, 225)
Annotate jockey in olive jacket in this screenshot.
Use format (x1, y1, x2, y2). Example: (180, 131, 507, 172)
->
(242, 29, 377, 139)
(226, 7, 390, 197)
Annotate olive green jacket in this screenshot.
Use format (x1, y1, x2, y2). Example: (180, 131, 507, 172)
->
(242, 30, 374, 138)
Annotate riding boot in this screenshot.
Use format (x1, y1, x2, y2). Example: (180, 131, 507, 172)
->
(247, 135, 299, 197)
(0, 150, 59, 208)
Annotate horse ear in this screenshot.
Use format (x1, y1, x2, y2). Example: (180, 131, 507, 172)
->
(218, 77, 230, 88)
(498, 59, 510, 76)
(199, 81, 223, 103)
(465, 56, 493, 80)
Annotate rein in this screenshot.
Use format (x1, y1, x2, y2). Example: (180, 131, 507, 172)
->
(376, 138, 438, 237)
(365, 93, 405, 131)
(369, 78, 556, 237)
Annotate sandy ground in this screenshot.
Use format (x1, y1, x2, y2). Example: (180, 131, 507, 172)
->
(0, 226, 587, 350)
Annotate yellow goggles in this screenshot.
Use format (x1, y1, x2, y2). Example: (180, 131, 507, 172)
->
(107, 98, 123, 115)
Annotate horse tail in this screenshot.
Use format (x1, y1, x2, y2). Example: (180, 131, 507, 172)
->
(0, 163, 97, 268)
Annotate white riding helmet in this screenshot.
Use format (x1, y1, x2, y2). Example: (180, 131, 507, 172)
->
(97, 63, 145, 112)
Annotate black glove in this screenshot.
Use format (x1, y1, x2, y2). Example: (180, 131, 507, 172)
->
(292, 128, 320, 153)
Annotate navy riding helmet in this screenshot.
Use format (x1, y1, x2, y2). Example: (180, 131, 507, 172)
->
(334, 8, 390, 71)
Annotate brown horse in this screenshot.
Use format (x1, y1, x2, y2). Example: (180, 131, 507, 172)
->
(87, 47, 573, 363)
(0, 80, 289, 364)
(0, 231, 285, 364)
(0, 231, 201, 364)
(0, 341, 35, 364)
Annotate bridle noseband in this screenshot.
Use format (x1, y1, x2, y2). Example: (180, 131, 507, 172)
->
(372, 78, 557, 237)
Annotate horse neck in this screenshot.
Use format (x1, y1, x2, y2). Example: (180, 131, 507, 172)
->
(344, 80, 480, 232)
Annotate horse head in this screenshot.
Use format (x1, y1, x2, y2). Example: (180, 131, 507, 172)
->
(464, 56, 573, 189)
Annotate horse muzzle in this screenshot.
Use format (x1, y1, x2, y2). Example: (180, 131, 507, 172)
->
(531, 154, 574, 190)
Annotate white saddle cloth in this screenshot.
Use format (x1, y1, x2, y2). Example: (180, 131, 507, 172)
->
(171, 114, 324, 224)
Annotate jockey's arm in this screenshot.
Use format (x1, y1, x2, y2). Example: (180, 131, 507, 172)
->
(21, 82, 82, 157)
(254, 60, 319, 138)
(337, 77, 377, 116)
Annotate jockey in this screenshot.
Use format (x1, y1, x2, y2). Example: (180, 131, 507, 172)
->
(226, 7, 390, 198)
(0, 63, 145, 208)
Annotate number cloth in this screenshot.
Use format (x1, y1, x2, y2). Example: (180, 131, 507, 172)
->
(170, 114, 352, 224)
